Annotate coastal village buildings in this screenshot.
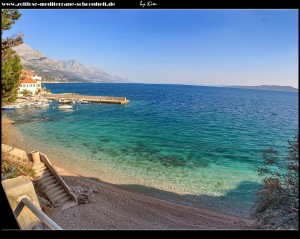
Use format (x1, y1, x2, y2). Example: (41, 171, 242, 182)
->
(18, 78, 38, 96)
(18, 70, 42, 96)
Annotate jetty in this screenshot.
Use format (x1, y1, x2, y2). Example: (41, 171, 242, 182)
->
(42, 93, 129, 104)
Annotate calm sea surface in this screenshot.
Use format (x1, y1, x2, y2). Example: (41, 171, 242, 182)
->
(5, 83, 298, 217)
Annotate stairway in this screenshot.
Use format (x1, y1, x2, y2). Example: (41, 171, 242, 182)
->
(33, 162, 77, 209)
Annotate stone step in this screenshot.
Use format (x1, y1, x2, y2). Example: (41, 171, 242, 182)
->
(32, 162, 46, 171)
(38, 175, 55, 185)
(47, 185, 64, 195)
(34, 165, 47, 173)
(51, 188, 65, 199)
(48, 190, 67, 201)
(35, 170, 51, 179)
(44, 182, 59, 192)
(51, 192, 69, 203)
(62, 200, 78, 210)
(41, 178, 57, 188)
(60, 194, 74, 203)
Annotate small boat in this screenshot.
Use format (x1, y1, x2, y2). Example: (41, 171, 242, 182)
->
(59, 99, 72, 104)
(58, 104, 73, 109)
(79, 100, 90, 104)
(2, 105, 16, 110)
(35, 102, 49, 108)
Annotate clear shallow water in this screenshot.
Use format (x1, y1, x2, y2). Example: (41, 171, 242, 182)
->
(5, 83, 298, 216)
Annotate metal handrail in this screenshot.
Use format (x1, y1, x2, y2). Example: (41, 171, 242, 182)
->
(21, 197, 62, 230)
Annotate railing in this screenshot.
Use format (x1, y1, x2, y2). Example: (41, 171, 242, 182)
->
(20, 196, 62, 230)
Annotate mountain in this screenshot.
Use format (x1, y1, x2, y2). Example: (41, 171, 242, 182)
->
(13, 43, 127, 83)
(225, 85, 298, 93)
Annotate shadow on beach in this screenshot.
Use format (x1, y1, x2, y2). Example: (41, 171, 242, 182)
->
(62, 174, 260, 219)
(47, 174, 259, 229)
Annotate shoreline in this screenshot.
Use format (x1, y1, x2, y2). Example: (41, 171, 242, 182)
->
(53, 165, 252, 229)
(17, 131, 255, 219)
(2, 114, 253, 229)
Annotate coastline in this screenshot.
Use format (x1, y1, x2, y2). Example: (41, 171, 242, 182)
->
(2, 114, 253, 229)
(16, 128, 255, 219)
(53, 165, 252, 229)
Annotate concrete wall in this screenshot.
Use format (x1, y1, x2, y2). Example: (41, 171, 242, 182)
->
(2, 176, 44, 229)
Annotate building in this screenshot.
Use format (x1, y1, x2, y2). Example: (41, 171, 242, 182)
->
(18, 78, 38, 96)
(21, 70, 42, 89)
(32, 75, 42, 89)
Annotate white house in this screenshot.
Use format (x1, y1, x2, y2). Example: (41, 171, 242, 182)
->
(18, 78, 38, 96)
(32, 75, 42, 89)
(20, 70, 42, 89)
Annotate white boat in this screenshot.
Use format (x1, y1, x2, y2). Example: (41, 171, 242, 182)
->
(79, 100, 90, 104)
(35, 102, 49, 108)
(58, 104, 73, 109)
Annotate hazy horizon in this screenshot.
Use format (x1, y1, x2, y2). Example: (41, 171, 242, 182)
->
(5, 9, 298, 88)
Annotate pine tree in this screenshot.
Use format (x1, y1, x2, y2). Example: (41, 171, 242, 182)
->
(2, 48, 22, 103)
(1, 9, 23, 53)
(1, 9, 23, 104)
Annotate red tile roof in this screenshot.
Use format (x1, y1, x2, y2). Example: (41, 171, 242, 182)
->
(20, 78, 37, 83)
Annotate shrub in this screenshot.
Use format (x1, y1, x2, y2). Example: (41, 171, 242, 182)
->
(252, 134, 299, 229)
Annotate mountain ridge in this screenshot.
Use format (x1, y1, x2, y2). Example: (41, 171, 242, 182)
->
(13, 43, 127, 83)
(225, 85, 298, 93)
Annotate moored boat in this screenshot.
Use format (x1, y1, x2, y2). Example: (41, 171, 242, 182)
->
(2, 105, 16, 110)
(35, 102, 49, 108)
(78, 99, 90, 104)
(58, 104, 73, 109)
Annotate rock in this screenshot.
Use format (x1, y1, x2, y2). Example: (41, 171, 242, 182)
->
(70, 185, 100, 204)
(37, 195, 52, 207)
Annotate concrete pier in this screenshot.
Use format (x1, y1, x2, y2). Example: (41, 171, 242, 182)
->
(42, 93, 130, 104)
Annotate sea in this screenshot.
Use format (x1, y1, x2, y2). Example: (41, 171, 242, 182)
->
(4, 83, 298, 218)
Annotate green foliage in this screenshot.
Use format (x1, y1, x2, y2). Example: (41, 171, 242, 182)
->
(2, 48, 22, 104)
(252, 134, 299, 229)
(1, 9, 22, 105)
(1, 161, 18, 179)
(20, 89, 32, 96)
(1, 9, 21, 33)
(1, 9, 23, 52)
(1, 156, 36, 180)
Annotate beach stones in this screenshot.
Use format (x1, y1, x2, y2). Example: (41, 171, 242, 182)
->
(71, 186, 99, 204)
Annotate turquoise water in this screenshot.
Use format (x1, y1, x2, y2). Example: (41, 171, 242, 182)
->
(5, 83, 298, 216)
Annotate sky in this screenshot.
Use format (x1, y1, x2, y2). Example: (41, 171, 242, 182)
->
(4, 9, 299, 88)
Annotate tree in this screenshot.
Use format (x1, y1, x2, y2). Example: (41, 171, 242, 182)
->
(20, 89, 32, 96)
(1, 9, 23, 105)
(1, 9, 23, 53)
(2, 48, 22, 103)
(252, 134, 299, 229)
